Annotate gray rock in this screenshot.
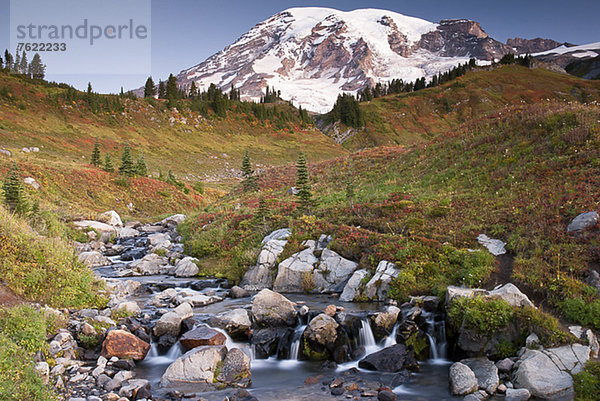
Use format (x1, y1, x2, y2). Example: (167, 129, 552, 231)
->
(302, 313, 339, 357)
(130, 253, 170, 275)
(216, 348, 251, 387)
(312, 249, 358, 293)
(461, 357, 499, 394)
(153, 303, 193, 337)
(24, 177, 40, 190)
(98, 210, 123, 227)
(364, 261, 398, 300)
(118, 379, 150, 398)
(113, 301, 141, 316)
(505, 388, 531, 401)
(261, 228, 291, 244)
(477, 234, 506, 256)
(513, 349, 575, 400)
(449, 362, 478, 396)
(370, 306, 400, 338)
(240, 229, 290, 290)
(251, 289, 297, 327)
(273, 240, 319, 293)
(160, 345, 227, 386)
(73, 220, 118, 242)
(496, 358, 515, 372)
(489, 283, 534, 308)
(118, 227, 140, 239)
(567, 211, 598, 233)
(209, 309, 251, 339)
(78, 251, 110, 268)
(148, 233, 172, 251)
(35, 362, 49, 383)
(463, 390, 488, 401)
(161, 214, 186, 228)
(230, 285, 250, 298)
(525, 333, 540, 349)
(339, 269, 369, 302)
(174, 256, 199, 277)
(0, 149, 11, 157)
(177, 293, 222, 307)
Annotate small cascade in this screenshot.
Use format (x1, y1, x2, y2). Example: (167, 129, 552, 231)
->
(166, 343, 183, 360)
(383, 323, 399, 348)
(426, 333, 439, 359)
(422, 310, 448, 362)
(144, 342, 182, 365)
(148, 342, 159, 358)
(359, 319, 378, 355)
(289, 325, 307, 360)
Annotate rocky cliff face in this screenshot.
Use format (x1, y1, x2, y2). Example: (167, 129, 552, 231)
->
(507, 37, 566, 54)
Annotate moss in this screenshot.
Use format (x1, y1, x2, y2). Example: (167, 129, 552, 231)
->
(405, 331, 429, 360)
(301, 337, 329, 361)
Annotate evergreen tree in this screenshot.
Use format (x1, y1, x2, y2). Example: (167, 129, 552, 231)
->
(13, 52, 20, 73)
(158, 81, 166, 99)
(103, 154, 114, 173)
(158, 168, 165, 181)
(119, 144, 135, 177)
(144, 76, 156, 98)
(0, 54, 3, 69)
(166, 170, 178, 186)
(241, 149, 257, 191)
(135, 153, 148, 177)
(20, 51, 28, 76)
(3, 50, 12, 70)
(255, 197, 270, 229)
(189, 81, 198, 99)
(87, 82, 93, 95)
(166, 74, 178, 100)
(91, 139, 101, 167)
(28, 53, 45, 79)
(2, 163, 28, 215)
(295, 152, 312, 212)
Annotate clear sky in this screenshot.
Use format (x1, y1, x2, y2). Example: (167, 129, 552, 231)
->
(1, 0, 599, 94)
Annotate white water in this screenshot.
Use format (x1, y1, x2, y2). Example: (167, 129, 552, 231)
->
(383, 323, 399, 348)
(289, 324, 307, 360)
(144, 342, 183, 365)
(359, 319, 379, 355)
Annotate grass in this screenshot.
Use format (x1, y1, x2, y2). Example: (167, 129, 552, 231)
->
(574, 361, 600, 400)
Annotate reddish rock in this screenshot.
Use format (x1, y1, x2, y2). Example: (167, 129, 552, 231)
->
(324, 304, 337, 317)
(101, 330, 150, 361)
(179, 326, 226, 350)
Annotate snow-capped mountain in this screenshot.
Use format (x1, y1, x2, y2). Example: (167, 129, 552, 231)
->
(174, 8, 564, 113)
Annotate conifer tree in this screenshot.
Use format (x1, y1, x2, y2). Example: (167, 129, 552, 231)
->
(103, 154, 114, 173)
(166, 169, 178, 186)
(255, 197, 270, 229)
(3, 50, 12, 70)
(119, 144, 135, 177)
(189, 81, 198, 99)
(13, 52, 20, 73)
(19, 51, 27, 75)
(144, 76, 156, 98)
(91, 139, 101, 167)
(166, 74, 178, 100)
(135, 153, 148, 177)
(158, 81, 166, 99)
(241, 149, 257, 191)
(28, 53, 45, 79)
(295, 152, 312, 212)
(2, 163, 28, 215)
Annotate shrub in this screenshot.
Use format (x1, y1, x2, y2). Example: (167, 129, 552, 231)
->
(448, 296, 513, 336)
(574, 361, 600, 401)
(559, 298, 600, 331)
(515, 306, 575, 347)
(0, 306, 48, 353)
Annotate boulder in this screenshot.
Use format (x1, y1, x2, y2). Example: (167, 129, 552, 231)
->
(118, 379, 150, 399)
(0, 149, 11, 157)
(180, 326, 226, 350)
(148, 233, 171, 251)
(251, 289, 297, 327)
(273, 240, 319, 293)
(101, 330, 150, 361)
(505, 388, 531, 401)
(358, 344, 417, 372)
(23, 177, 40, 190)
(339, 269, 369, 302)
(364, 261, 399, 300)
(251, 327, 290, 359)
(302, 313, 339, 360)
(230, 286, 250, 298)
(370, 306, 400, 339)
(477, 234, 506, 256)
(567, 211, 598, 233)
(261, 228, 292, 244)
(312, 249, 359, 293)
(449, 362, 478, 396)
(114, 301, 141, 316)
(160, 345, 227, 386)
(118, 227, 140, 239)
(73, 220, 118, 242)
(216, 348, 251, 387)
(461, 357, 499, 394)
(489, 283, 534, 308)
(153, 303, 193, 337)
(174, 257, 199, 277)
(105, 279, 143, 298)
(99, 211, 123, 227)
(161, 214, 186, 228)
(176, 293, 222, 307)
(78, 251, 110, 268)
(130, 253, 170, 275)
(209, 309, 252, 340)
(240, 229, 291, 290)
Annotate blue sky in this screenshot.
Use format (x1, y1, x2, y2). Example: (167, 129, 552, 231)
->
(1, 0, 599, 93)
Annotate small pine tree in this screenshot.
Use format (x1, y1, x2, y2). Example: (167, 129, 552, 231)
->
(103, 154, 114, 173)
(158, 81, 166, 99)
(158, 168, 165, 181)
(91, 139, 101, 167)
(135, 153, 148, 177)
(119, 144, 135, 177)
(241, 149, 257, 191)
(166, 170, 178, 186)
(2, 163, 28, 215)
(144, 76, 156, 98)
(295, 152, 312, 212)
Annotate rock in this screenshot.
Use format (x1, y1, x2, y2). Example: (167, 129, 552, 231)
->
(35, 362, 49, 383)
(302, 313, 339, 360)
(73, 220, 118, 242)
(118, 227, 140, 239)
(567, 211, 598, 233)
(377, 390, 396, 401)
(251, 289, 297, 328)
(177, 293, 222, 307)
(99, 211, 123, 227)
(174, 257, 199, 277)
(477, 234, 506, 256)
(586, 329, 599, 358)
(449, 362, 478, 396)
(153, 303, 193, 337)
(339, 269, 369, 302)
(358, 344, 417, 372)
(101, 330, 150, 361)
(148, 233, 172, 251)
(180, 326, 226, 350)
(331, 387, 344, 396)
(104, 370, 134, 392)
(505, 388, 531, 401)
(209, 309, 251, 340)
(489, 283, 534, 308)
(250, 327, 289, 358)
(23, 177, 40, 190)
(118, 379, 150, 398)
(0, 149, 11, 157)
(81, 322, 97, 336)
(160, 214, 186, 228)
(216, 348, 251, 387)
(312, 249, 358, 293)
(370, 306, 400, 339)
(463, 390, 488, 401)
(230, 286, 250, 298)
(240, 229, 291, 291)
(160, 345, 227, 386)
(364, 261, 398, 300)
(130, 253, 170, 275)
(410, 295, 440, 311)
(273, 240, 319, 293)
(461, 357, 499, 394)
(324, 304, 337, 317)
(525, 333, 540, 349)
(114, 301, 141, 316)
(496, 358, 514, 372)
(513, 348, 580, 400)
(78, 251, 110, 268)
(105, 280, 143, 298)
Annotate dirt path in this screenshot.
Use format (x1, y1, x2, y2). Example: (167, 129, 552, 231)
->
(0, 283, 25, 307)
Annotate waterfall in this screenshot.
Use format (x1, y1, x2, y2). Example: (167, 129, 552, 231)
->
(422, 310, 448, 362)
(148, 342, 158, 358)
(166, 343, 183, 360)
(383, 323, 399, 348)
(289, 325, 307, 360)
(359, 319, 379, 355)
(144, 342, 182, 365)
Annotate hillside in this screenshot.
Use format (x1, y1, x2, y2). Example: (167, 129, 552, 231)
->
(0, 71, 343, 218)
(321, 65, 600, 151)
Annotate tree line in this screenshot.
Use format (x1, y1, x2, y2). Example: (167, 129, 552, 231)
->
(1, 49, 46, 79)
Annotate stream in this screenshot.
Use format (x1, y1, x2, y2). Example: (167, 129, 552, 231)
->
(97, 226, 460, 401)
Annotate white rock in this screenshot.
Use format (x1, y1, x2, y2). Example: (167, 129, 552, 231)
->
(23, 177, 40, 190)
(312, 248, 358, 293)
(78, 251, 110, 267)
(174, 257, 199, 277)
(118, 227, 140, 239)
(339, 269, 369, 302)
(99, 210, 123, 227)
(449, 362, 478, 396)
(477, 234, 506, 256)
(364, 261, 398, 300)
(273, 240, 319, 293)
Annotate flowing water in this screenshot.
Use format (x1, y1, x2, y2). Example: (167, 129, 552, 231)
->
(100, 230, 460, 400)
